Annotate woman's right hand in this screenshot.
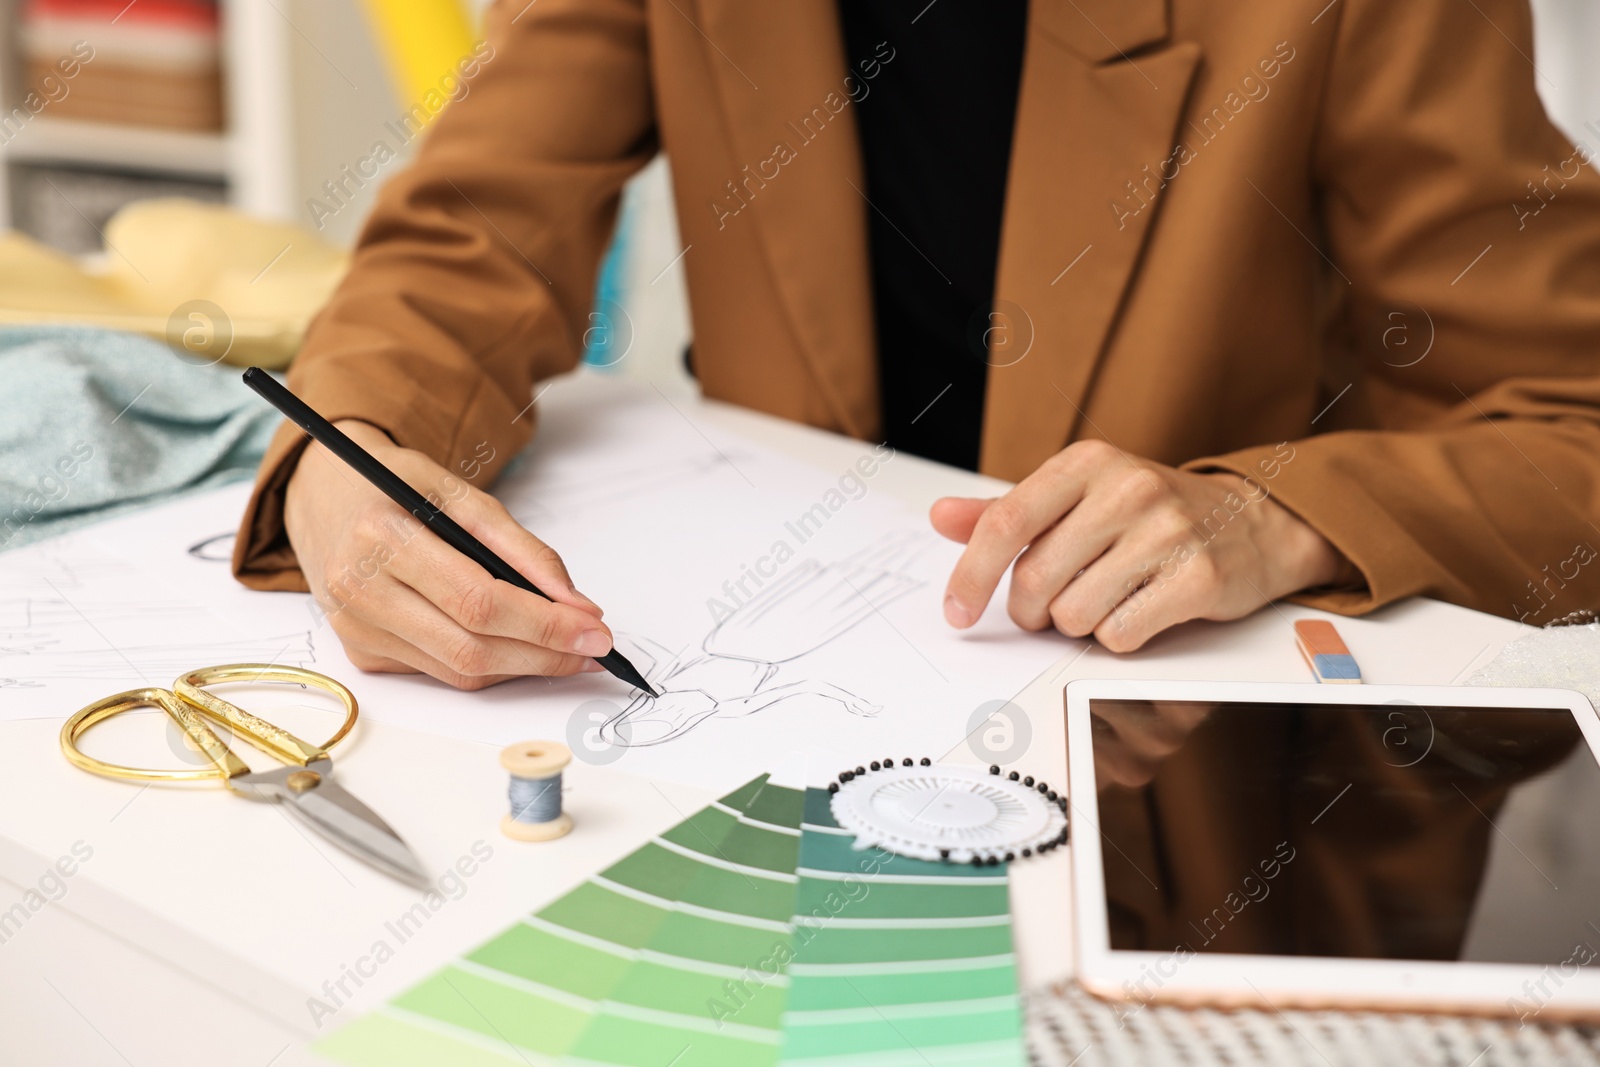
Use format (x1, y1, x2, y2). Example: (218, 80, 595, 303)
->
(283, 420, 612, 690)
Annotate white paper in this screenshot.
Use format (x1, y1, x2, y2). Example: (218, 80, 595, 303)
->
(0, 376, 1067, 789)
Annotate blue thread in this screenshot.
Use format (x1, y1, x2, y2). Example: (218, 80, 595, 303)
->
(507, 772, 564, 825)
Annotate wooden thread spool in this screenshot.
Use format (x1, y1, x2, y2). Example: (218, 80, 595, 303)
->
(499, 740, 573, 842)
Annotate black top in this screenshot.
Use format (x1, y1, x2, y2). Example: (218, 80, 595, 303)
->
(836, 0, 1030, 471)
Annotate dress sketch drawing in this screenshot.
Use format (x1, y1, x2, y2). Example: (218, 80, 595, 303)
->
(599, 532, 930, 747)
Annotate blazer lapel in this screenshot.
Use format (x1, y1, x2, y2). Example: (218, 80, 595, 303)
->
(692, 0, 879, 439)
(982, 0, 1203, 481)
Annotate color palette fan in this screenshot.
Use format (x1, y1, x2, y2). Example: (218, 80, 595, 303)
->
(316, 767, 1026, 1066)
(778, 786, 1026, 1065)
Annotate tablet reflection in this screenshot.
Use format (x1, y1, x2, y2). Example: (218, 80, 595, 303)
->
(1090, 699, 1593, 966)
(1090, 699, 1216, 788)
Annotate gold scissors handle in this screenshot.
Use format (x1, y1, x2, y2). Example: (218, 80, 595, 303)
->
(173, 664, 357, 766)
(60, 665, 359, 784)
(61, 687, 250, 783)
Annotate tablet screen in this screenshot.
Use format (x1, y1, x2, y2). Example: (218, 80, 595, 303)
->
(1091, 698, 1600, 967)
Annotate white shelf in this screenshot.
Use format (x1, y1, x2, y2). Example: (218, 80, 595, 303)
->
(0, 0, 435, 241)
(0, 0, 297, 229)
(0, 117, 230, 179)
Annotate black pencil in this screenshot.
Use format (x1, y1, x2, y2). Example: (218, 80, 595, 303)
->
(243, 367, 659, 697)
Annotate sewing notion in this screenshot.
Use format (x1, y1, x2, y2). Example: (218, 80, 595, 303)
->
(829, 758, 1068, 865)
(499, 740, 573, 841)
(60, 663, 430, 889)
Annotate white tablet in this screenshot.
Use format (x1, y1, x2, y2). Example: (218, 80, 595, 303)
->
(1065, 679, 1600, 1021)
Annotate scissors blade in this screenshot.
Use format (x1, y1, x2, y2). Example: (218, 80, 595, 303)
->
(258, 772, 432, 890)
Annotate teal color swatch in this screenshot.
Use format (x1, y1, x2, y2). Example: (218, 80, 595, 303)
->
(776, 787, 1027, 1066)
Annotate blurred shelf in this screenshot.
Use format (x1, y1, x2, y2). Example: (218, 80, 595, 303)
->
(0, 117, 230, 180)
(0, 0, 429, 240)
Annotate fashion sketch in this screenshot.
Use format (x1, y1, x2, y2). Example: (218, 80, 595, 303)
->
(599, 532, 931, 747)
(0, 597, 315, 688)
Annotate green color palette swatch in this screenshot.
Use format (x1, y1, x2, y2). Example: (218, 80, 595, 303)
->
(316, 774, 776, 1067)
(563, 774, 805, 1067)
(777, 787, 1027, 1066)
(315, 774, 1026, 1066)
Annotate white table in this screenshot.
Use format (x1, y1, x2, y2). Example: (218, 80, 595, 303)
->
(0, 376, 1527, 1067)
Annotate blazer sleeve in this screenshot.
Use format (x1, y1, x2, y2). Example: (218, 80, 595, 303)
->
(1186, 0, 1600, 621)
(232, 0, 656, 591)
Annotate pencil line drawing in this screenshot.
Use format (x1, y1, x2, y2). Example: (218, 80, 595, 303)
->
(506, 449, 755, 524)
(598, 531, 933, 747)
(0, 548, 131, 592)
(186, 531, 236, 561)
(0, 598, 316, 685)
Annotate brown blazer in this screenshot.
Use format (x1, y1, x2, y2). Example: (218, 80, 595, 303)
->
(235, 0, 1600, 626)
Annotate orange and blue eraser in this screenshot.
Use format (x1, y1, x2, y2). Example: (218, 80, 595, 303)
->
(1294, 619, 1362, 684)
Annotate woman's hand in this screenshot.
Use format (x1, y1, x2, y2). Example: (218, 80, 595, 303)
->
(933, 440, 1348, 651)
(284, 420, 611, 689)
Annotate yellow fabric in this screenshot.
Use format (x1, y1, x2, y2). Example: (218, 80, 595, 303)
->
(357, 0, 477, 115)
(0, 199, 348, 369)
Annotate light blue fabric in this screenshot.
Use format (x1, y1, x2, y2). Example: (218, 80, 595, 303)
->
(584, 179, 637, 371)
(0, 325, 278, 552)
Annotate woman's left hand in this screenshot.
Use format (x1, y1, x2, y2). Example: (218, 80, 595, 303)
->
(932, 440, 1349, 651)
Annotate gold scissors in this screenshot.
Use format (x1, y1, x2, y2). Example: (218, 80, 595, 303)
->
(61, 664, 429, 889)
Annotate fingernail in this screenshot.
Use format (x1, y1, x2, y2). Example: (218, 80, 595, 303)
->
(572, 630, 611, 657)
(944, 595, 973, 628)
(572, 589, 604, 616)
(581, 660, 606, 673)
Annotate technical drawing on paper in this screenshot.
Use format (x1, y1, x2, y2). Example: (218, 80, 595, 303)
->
(506, 449, 755, 525)
(0, 598, 316, 687)
(599, 532, 932, 747)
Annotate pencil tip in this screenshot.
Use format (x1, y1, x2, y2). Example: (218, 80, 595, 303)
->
(597, 651, 658, 697)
